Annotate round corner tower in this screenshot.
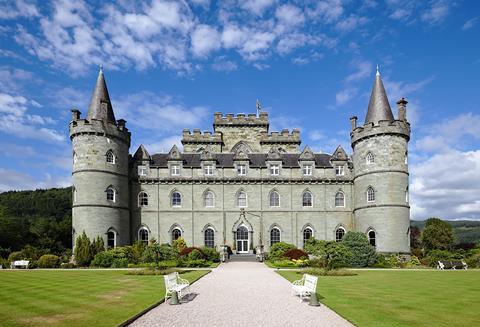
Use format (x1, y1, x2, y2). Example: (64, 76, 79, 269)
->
(69, 69, 131, 248)
(350, 70, 410, 254)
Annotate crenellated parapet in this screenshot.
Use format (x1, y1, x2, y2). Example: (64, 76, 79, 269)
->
(350, 119, 410, 149)
(69, 110, 131, 146)
(182, 128, 224, 153)
(213, 112, 269, 127)
(259, 128, 301, 152)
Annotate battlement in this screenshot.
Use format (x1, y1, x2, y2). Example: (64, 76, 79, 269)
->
(181, 129, 223, 144)
(213, 112, 269, 127)
(351, 119, 410, 147)
(69, 115, 130, 145)
(259, 128, 301, 144)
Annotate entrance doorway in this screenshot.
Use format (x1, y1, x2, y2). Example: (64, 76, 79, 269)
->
(236, 226, 249, 253)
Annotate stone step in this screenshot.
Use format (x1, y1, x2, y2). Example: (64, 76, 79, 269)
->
(228, 254, 258, 262)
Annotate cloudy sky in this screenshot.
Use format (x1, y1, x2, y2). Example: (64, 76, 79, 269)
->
(0, 0, 479, 220)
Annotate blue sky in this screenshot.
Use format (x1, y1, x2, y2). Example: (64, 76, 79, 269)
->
(0, 0, 479, 220)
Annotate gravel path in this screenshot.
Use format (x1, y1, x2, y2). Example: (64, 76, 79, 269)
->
(129, 262, 354, 327)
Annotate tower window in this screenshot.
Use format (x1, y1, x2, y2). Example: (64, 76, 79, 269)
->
(270, 227, 281, 246)
(367, 187, 375, 203)
(405, 186, 409, 203)
(106, 187, 116, 202)
(366, 152, 375, 164)
(335, 191, 345, 207)
(73, 151, 77, 165)
(171, 191, 182, 207)
(269, 164, 280, 176)
(269, 191, 280, 207)
(237, 191, 247, 207)
(368, 230, 376, 247)
(170, 165, 180, 176)
(107, 230, 116, 248)
(172, 228, 182, 242)
(138, 192, 149, 207)
(335, 227, 345, 242)
(335, 165, 344, 176)
(204, 164, 214, 176)
(302, 164, 312, 176)
(204, 228, 215, 248)
(405, 151, 408, 165)
(139, 228, 149, 245)
(204, 191, 215, 208)
(302, 191, 313, 207)
(138, 166, 147, 176)
(237, 164, 246, 176)
(73, 187, 77, 203)
(106, 150, 115, 164)
(303, 227, 313, 247)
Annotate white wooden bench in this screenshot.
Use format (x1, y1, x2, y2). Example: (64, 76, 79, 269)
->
(291, 273, 318, 301)
(11, 260, 29, 269)
(164, 272, 190, 300)
(437, 261, 468, 270)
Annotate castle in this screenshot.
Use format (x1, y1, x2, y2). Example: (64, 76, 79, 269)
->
(70, 68, 411, 254)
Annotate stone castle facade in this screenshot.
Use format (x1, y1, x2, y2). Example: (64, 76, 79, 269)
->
(70, 69, 411, 254)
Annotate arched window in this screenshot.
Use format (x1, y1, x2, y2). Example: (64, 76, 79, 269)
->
(335, 191, 345, 207)
(237, 191, 247, 207)
(405, 186, 409, 203)
(302, 191, 312, 207)
(204, 228, 215, 248)
(107, 230, 116, 248)
(106, 150, 115, 164)
(335, 227, 346, 242)
(303, 227, 313, 247)
(138, 192, 148, 207)
(366, 152, 375, 164)
(367, 187, 375, 202)
(270, 227, 281, 246)
(106, 187, 116, 202)
(171, 191, 182, 207)
(73, 151, 77, 165)
(139, 227, 149, 245)
(269, 190, 280, 207)
(204, 191, 214, 208)
(172, 228, 182, 241)
(368, 230, 376, 247)
(405, 151, 408, 165)
(72, 186, 77, 203)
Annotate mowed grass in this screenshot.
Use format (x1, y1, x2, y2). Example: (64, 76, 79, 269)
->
(0, 269, 209, 327)
(278, 269, 480, 327)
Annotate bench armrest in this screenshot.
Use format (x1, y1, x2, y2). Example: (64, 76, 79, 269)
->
(292, 279, 304, 286)
(177, 276, 190, 285)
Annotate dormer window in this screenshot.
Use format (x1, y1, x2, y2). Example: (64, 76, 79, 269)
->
(204, 164, 214, 176)
(138, 166, 147, 176)
(237, 164, 246, 176)
(269, 164, 280, 176)
(366, 152, 375, 164)
(106, 150, 115, 164)
(170, 165, 180, 176)
(302, 164, 312, 176)
(335, 165, 344, 176)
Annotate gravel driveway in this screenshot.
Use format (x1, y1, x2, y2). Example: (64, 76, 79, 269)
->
(129, 262, 353, 327)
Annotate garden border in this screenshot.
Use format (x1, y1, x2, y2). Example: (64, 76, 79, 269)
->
(118, 270, 211, 327)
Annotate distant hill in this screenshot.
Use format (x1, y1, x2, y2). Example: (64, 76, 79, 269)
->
(411, 220, 480, 245)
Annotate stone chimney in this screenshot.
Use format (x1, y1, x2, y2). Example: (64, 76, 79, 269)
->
(71, 109, 81, 121)
(350, 116, 357, 131)
(396, 98, 408, 122)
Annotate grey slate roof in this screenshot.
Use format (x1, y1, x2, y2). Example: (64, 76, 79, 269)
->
(150, 153, 333, 168)
(86, 69, 116, 123)
(364, 71, 394, 125)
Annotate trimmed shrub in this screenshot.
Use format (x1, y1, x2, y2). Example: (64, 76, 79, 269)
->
(283, 248, 308, 260)
(406, 255, 421, 268)
(60, 262, 76, 269)
(270, 259, 296, 268)
(179, 259, 210, 267)
(188, 249, 205, 261)
(8, 251, 24, 262)
(303, 268, 357, 276)
(371, 254, 392, 268)
(172, 237, 187, 253)
(325, 241, 352, 270)
(304, 238, 328, 257)
(268, 242, 296, 261)
(91, 248, 129, 268)
(342, 232, 377, 267)
(38, 254, 61, 268)
(200, 247, 220, 262)
(74, 232, 93, 267)
(142, 243, 178, 263)
(91, 236, 105, 257)
(308, 257, 326, 268)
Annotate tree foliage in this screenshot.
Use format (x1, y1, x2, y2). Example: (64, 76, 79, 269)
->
(421, 218, 455, 251)
(74, 232, 92, 267)
(342, 231, 377, 267)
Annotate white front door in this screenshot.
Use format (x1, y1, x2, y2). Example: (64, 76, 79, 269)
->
(236, 226, 249, 253)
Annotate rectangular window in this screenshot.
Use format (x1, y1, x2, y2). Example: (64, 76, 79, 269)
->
(237, 165, 246, 176)
(138, 166, 147, 176)
(302, 165, 312, 176)
(170, 165, 180, 176)
(204, 165, 214, 176)
(270, 164, 280, 176)
(335, 165, 344, 176)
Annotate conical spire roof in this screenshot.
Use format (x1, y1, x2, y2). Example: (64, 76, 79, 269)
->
(364, 68, 394, 125)
(87, 68, 116, 123)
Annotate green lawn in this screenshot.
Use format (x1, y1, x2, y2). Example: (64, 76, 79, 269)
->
(278, 269, 480, 327)
(0, 269, 209, 327)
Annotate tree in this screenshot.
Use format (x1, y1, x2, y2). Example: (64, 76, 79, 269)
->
(172, 237, 187, 253)
(91, 236, 105, 256)
(342, 231, 377, 267)
(74, 232, 92, 267)
(421, 218, 455, 252)
(325, 242, 352, 270)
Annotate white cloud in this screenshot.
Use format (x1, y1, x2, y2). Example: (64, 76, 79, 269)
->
(275, 4, 305, 29)
(211, 56, 238, 72)
(308, 130, 325, 141)
(191, 24, 221, 57)
(144, 135, 184, 154)
(0, 0, 39, 19)
(336, 87, 358, 105)
(462, 17, 478, 31)
(0, 67, 35, 93)
(0, 168, 70, 192)
(421, 0, 450, 25)
(336, 15, 368, 32)
(345, 60, 372, 83)
(241, 0, 276, 16)
(308, 0, 344, 23)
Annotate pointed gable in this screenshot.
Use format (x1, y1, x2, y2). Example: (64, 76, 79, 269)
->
(364, 69, 394, 125)
(167, 145, 182, 161)
(87, 68, 116, 123)
(267, 146, 282, 161)
(299, 146, 315, 161)
(331, 145, 348, 161)
(200, 147, 215, 161)
(133, 144, 150, 161)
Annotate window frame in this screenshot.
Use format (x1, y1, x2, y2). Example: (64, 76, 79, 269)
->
(138, 227, 149, 245)
(204, 164, 214, 176)
(237, 164, 247, 176)
(269, 190, 280, 207)
(270, 227, 281, 246)
(269, 164, 280, 176)
(367, 187, 375, 203)
(335, 227, 346, 242)
(335, 165, 345, 176)
(171, 228, 182, 242)
(171, 191, 182, 207)
(204, 191, 215, 208)
(237, 191, 247, 208)
(170, 164, 180, 176)
(366, 152, 375, 164)
(107, 230, 116, 248)
(106, 187, 116, 202)
(204, 228, 215, 248)
(302, 164, 312, 176)
(368, 230, 376, 247)
(106, 150, 115, 164)
(302, 191, 313, 207)
(138, 165, 147, 176)
(335, 191, 345, 207)
(303, 227, 313, 247)
(138, 191, 149, 207)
